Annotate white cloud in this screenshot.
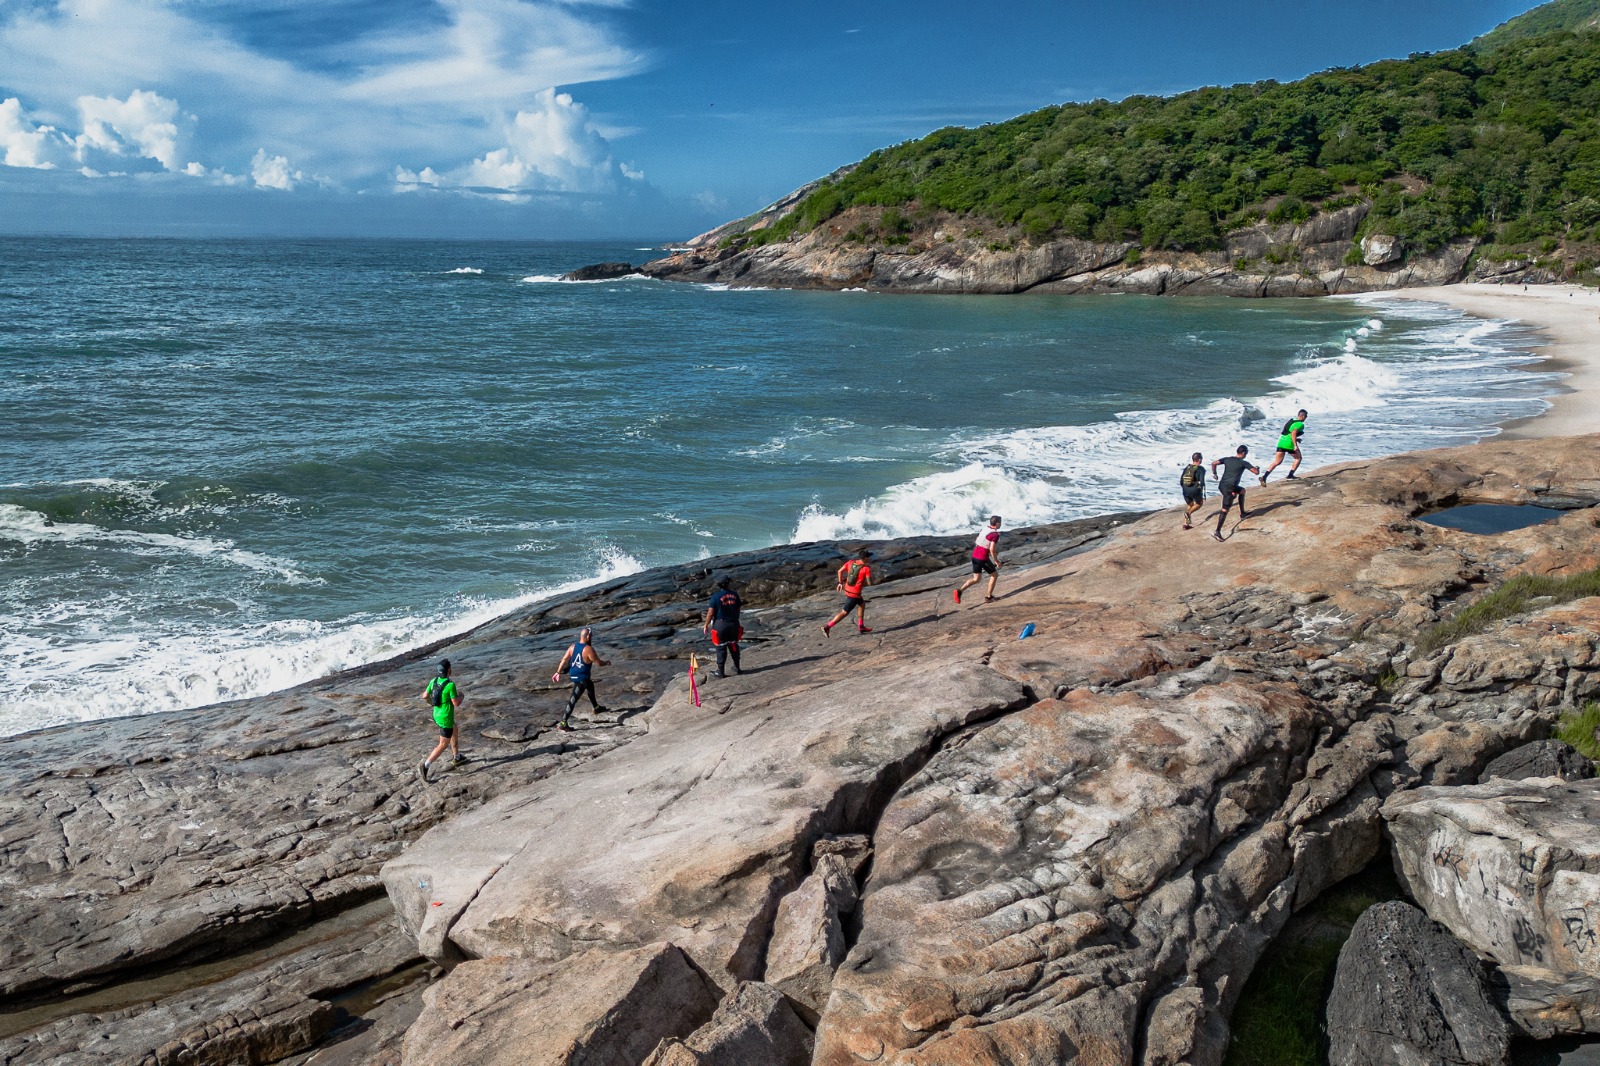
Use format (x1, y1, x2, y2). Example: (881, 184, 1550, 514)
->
(0, 97, 69, 168)
(341, 0, 642, 107)
(399, 88, 638, 195)
(75, 90, 187, 170)
(0, 0, 650, 192)
(251, 149, 301, 190)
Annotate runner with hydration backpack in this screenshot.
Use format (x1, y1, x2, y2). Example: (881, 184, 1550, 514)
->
(418, 659, 463, 783)
(1261, 409, 1308, 483)
(1180, 452, 1207, 530)
(553, 627, 608, 732)
(822, 549, 875, 636)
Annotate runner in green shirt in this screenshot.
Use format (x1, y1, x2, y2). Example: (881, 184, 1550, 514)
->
(1261, 409, 1308, 483)
(418, 659, 464, 782)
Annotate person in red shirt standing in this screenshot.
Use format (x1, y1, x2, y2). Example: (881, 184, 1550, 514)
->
(822, 549, 875, 636)
(954, 515, 1003, 605)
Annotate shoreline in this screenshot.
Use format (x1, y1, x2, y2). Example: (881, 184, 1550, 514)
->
(1363, 282, 1600, 440)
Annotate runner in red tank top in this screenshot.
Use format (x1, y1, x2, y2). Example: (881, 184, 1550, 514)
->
(822, 549, 875, 636)
(954, 515, 1003, 605)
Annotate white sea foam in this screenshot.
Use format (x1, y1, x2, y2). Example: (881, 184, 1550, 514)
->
(0, 503, 317, 584)
(443, 267, 485, 275)
(791, 305, 1555, 542)
(7, 546, 645, 736)
(519, 273, 650, 285)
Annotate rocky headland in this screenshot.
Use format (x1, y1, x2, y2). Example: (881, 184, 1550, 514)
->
(569, 200, 1573, 297)
(617, 203, 1496, 297)
(5, 434, 1600, 1064)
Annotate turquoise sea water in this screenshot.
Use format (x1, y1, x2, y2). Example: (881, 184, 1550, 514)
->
(0, 238, 1558, 734)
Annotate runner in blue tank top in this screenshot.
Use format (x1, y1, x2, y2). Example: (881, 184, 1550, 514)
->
(552, 627, 608, 731)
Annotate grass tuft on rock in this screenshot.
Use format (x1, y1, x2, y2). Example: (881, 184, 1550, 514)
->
(1556, 702, 1600, 761)
(1415, 565, 1600, 656)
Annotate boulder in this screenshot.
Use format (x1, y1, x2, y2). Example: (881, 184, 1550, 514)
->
(1499, 963, 1600, 1039)
(763, 836, 870, 1017)
(812, 682, 1323, 1066)
(1480, 740, 1596, 783)
(1385, 779, 1600, 977)
(399, 943, 719, 1066)
(1361, 234, 1405, 266)
(1325, 900, 1511, 1066)
(643, 982, 812, 1066)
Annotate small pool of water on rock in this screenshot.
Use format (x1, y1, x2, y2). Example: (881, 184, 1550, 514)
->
(1419, 504, 1566, 535)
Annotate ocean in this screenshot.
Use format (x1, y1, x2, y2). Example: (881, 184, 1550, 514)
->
(0, 237, 1558, 736)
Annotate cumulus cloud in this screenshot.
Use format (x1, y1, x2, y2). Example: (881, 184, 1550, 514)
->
(0, 97, 70, 168)
(75, 90, 188, 171)
(251, 149, 301, 190)
(396, 88, 643, 196)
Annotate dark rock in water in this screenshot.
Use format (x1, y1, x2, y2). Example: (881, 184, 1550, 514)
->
(1479, 740, 1596, 783)
(1326, 900, 1511, 1066)
(561, 261, 636, 281)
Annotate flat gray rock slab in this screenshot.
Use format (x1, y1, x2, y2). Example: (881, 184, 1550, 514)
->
(382, 660, 1027, 986)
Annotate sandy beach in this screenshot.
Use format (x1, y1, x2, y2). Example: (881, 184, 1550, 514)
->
(1372, 282, 1600, 439)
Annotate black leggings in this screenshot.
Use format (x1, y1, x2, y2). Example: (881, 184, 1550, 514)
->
(713, 622, 741, 673)
(564, 678, 598, 721)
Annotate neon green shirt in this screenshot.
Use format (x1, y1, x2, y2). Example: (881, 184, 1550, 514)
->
(424, 678, 458, 729)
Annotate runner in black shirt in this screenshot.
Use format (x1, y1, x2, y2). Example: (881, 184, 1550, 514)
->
(1209, 445, 1261, 542)
(702, 576, 744, 677)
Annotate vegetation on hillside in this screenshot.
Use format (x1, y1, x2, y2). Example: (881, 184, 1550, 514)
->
(1476, 0, 1600, 49)
(738, 5, 1600, 270)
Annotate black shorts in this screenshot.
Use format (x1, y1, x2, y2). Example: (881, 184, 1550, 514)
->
(1182, 486, 1204, 505)
(971, 557, 997, 575)
(438, 725, 454, 739)
(1220, 485, 1245, 510)
(842, 594, 865, 610)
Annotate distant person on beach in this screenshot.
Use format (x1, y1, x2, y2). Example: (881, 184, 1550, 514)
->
(1180, 453, 1207, 530)
(552, 627, 608, 731)
(1211, 445, 1260, 542)
(1261, 409, 1307, 482)
(954, 515, 1003, 604)
(702, 576, 744, 677)
(418, 659, 463, 782)
(823, 549, 875, 636)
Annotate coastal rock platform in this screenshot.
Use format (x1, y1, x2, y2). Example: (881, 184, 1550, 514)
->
(6, 434, 1600, 1064)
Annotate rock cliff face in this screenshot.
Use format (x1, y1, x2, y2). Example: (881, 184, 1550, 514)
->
(635, 203, 1479, 296)
(6, 436, 1600, 1065)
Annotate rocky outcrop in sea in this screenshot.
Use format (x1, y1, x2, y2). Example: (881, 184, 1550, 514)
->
(5, 435, 1600, 1064)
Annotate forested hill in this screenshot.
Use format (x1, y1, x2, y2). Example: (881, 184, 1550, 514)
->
(1476, 0, 1600, 48)
(711, 1, 1600, 277)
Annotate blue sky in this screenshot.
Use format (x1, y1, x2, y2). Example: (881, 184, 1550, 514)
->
(0, 0, 1547, 239)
